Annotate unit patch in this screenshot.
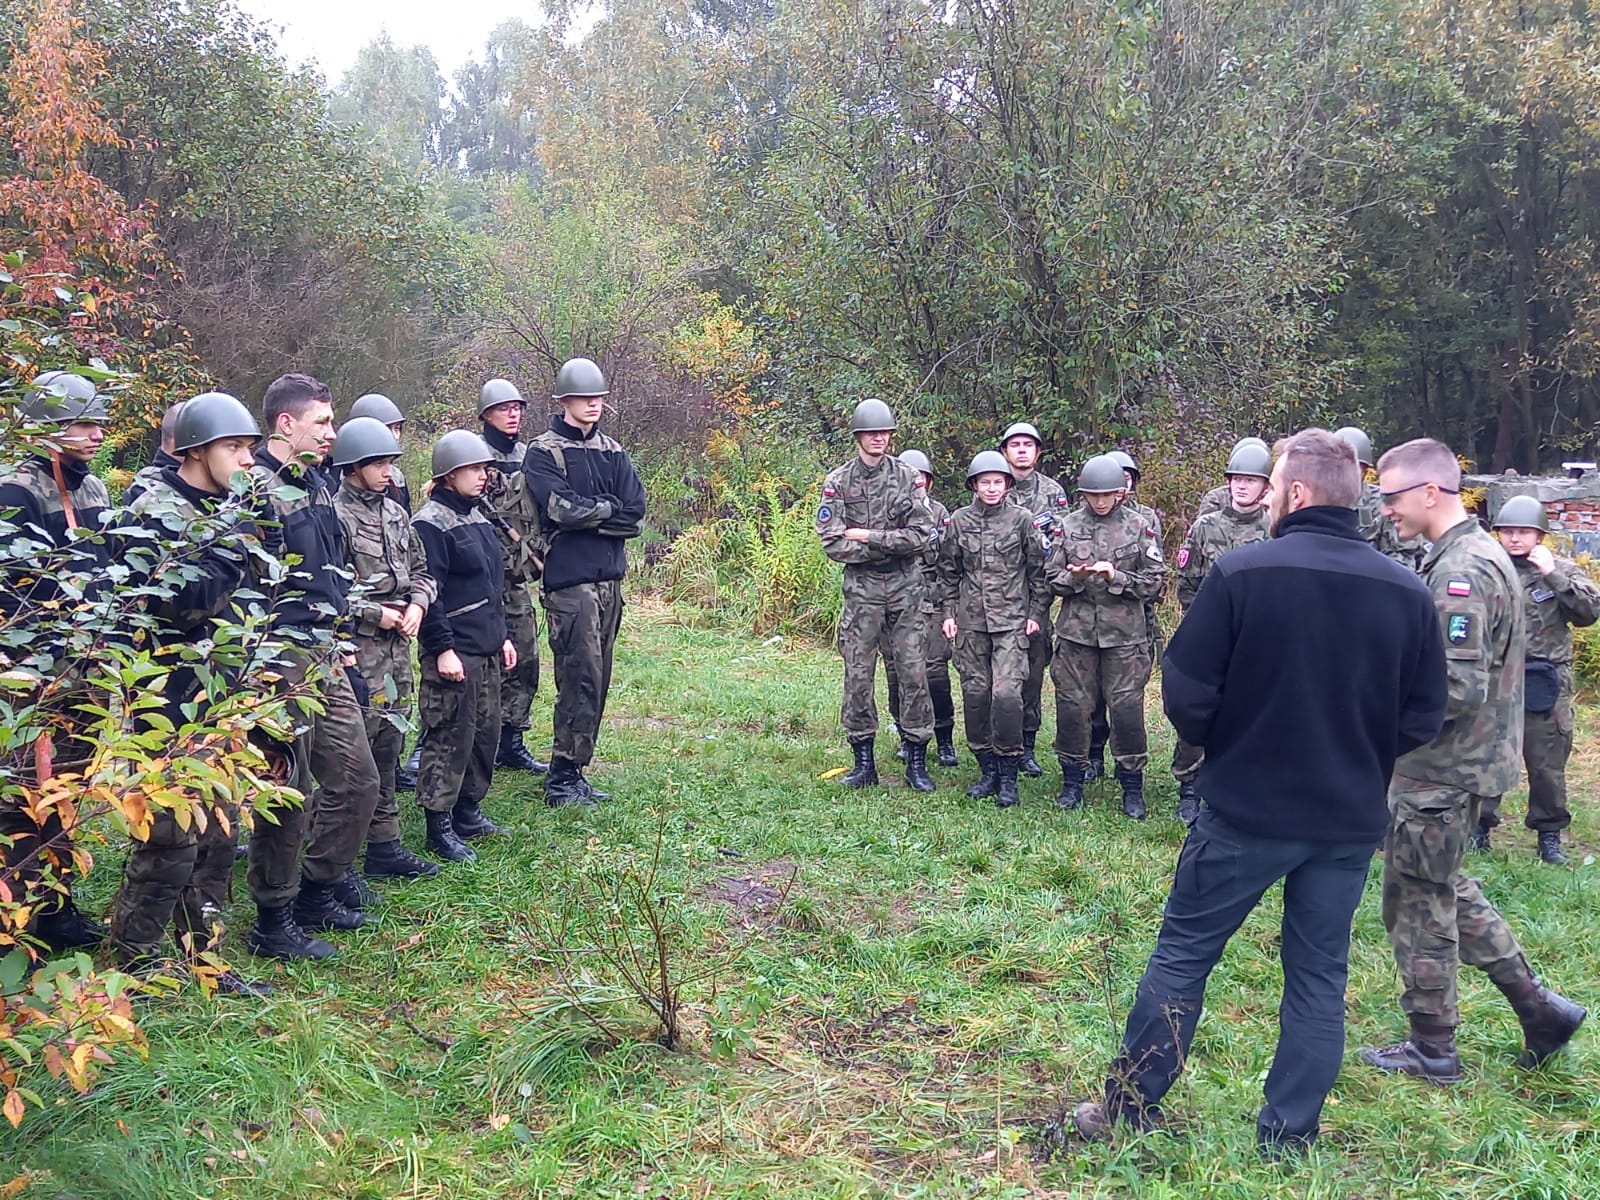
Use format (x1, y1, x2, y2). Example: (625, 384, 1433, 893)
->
(1176, 547, 1190, 569)
(817, 505, 832, 523)
(1447, 613, 1471, 643)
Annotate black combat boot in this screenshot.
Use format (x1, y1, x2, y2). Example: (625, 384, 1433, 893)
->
(247, 904, 336, 961)
(31, 895, 107, 953)
(995, 756, 1021, 809)
(453, 800, 509, 840)
(213, 969, 275, 999)
(1176, 781, 1200, 826)
(935, 727, 959, 769)
(578, 773, 611, 802)
(397, 744, 422, 791)
(1495, 974, 1587, 1067)
(425, 808, 478, 859)
(1468, 817, 1492, 851)
(1116, 767, 1147, 820)
(965, 753, 1000, 799)
(1083, 751, 1106, 784)
(293, 876, 368, 932)
(496, 725, 549, 774)
(1358, 1020, 1462, 1083)
(1537, 831, 1568, 866)
(1019, 733, 1043, 778)
(1055, 760, 1086, 811)
(330, 865, 378, 911)
(895, 734, 909, 763)
(904, 740, 936, 793)
(364, 838, 440, 880)
(544, 761, 598, 809)
(842, 738, 879, 789)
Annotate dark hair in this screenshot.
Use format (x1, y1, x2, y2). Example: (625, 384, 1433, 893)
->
(1276, 428, 1361, 509)
(262, 373, 330, 431)
(158, 400, 185, 450)
(1377, 438, 1462, 491)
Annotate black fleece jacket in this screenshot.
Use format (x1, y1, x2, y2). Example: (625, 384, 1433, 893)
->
(1161, 505, 1447, 845)
(253, 447, 349, 629)
(522, 416, 647, 593)
(414, 486, 510, 659)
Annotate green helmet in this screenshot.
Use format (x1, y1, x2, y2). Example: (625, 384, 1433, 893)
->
(898, 449, 933, 478)
(1225, 443, 1272, 480)
(1492, 495, 1548, 532)
(1108, 449, 1140, 480)
(1077, 454, 1127, 494)
(849, 398, 896, 434)
(965, 449, 1014, 487)
(1233, 436, 1270, 456)
(331, 416, 402, 467)
(1334, 426, 1374, 468)
(349, 392, 404, 425)
(22, 371, 111, 424)
(478, 378, 524, 416)
(1001, 420, 1042, 447)
(431, 429, 493, 478)
(553, 357, 609, 399)
(174, 391, 260, 453)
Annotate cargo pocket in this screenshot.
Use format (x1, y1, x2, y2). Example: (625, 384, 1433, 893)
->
(1389, 786, 1468, 884)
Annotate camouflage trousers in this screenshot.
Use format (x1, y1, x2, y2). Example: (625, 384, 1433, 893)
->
(417, 651, 501, 814)
(1381, 779, 1531, 1027)
(248, 644, 380, 906)
(544, 579, 623, 768)
(1021, 612, 1054, 737)
(884, 614, 954, 735)
(1051, 639, 1151, 771)
(1171, 739, 1204, 784)
(837, 582, 931, 743)
(355, 631, 415, 845)
(952, 628, 1029, 756)
(501, 582, 542, 732)
(1479, 675, 1574, 834)
(109, 802, 239, 962)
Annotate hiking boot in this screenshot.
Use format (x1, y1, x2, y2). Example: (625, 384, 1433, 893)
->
(1055, 760, 1086, 811)
(453, 801, 509, 840)
(247, 904, 336, 961)
(544, 762, 597, 809)
(31, 896, 107, 953)
(213, 969, 276, 999)
(1116, 766, 1147, 821)
(965, 753, 1000, 799)
(1083, 751, 1107, 783)
(363, 838, 440, 880)
(425, 808, 478, 859)
(995, 756, 1021, 809)
(578, 774, 611, 802)
(1468, 818, 1492, 852)
(292, 877, 368, 933)
(331, 865, 378, 911)
(1019, 733, 1043, 778)
(496, 725, 548, 774)
(1358, 1022, 1462, 1083)
(1537, 831, 1568, 866)
(842, 738, 879, 789)
(935, 728, 959, 769)
(904, 741, 936, 793)
(1177, 780, 1200, 826)
(1496, 975, 1587, 1067)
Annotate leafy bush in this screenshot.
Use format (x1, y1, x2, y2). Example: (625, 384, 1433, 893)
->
(1573, 554, 1600, 698)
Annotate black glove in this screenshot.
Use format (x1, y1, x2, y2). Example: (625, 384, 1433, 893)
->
(345, 665, 372, 709)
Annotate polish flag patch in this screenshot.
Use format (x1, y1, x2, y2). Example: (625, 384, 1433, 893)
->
(1446, 580, 1472, 597)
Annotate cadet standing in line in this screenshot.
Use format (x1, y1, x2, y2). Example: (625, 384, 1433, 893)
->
(1335, 425, 1423, 568)
(1048, 454, 1165, 818)
(330, 416, 440, 881)
(124, 399, 185, 502)
(1169, 441, 1272, 823)
(1361, 438, 1585, 1081)
(1000, 421, 1070, 778)
(816, 399, 937, 792)
(110, 391, 274, 996)
(884, 449, 958, 769)
(478, 378, 548, 775)
(347, 393, 414, 512)
(412, 430, 517, 860)
(938, 451, 1049, 808)
(1194, 436, 1271, 521)
(1475, 497, 1600, 863)
(523, 358, 648, 807)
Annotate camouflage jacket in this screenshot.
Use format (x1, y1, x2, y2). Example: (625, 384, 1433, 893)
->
(1175, 504, 1269, 612)
(482, 427, 543, 585)
(1395, 518, 1524, 794)
(1125, 495, 1166, 605)
(1514, 552, 1600, 665)
(937, 499, 1049, 632)
(125, 448, 181, 505)
(1194, 482, 1231, 523)
(914, 494, 951, 614)
(1008, 469, 1071, 535)
(333, 477, 437, 639)
(0, 455, 112, 619)
(817, 454, 934, 597)
(1047, 500, 1165, 647)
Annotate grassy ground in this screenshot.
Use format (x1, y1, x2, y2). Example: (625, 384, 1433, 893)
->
(5, 595, 1599, 1199)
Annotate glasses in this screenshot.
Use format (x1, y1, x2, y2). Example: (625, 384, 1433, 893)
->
(1379, 481, 1459, 504)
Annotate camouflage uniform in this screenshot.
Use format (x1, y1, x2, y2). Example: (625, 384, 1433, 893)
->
(1170, 505, 1269, 782)
(1479, 552, 1600, 834)
(885, 493, 954, 742)
(333, 477, 437, 844)
(1048, 500, 1164, 769)
(938, 500, 1049, 755)
(387, 464, 413, 513)
(1382, 519, 1532, 1027)
(483, 431, 542, 733)
(818, 456, 936, 742)
(1194, 482, 1231, 522)
(1007, 470, 1071, 742)
(1089, 494, 1165, 765)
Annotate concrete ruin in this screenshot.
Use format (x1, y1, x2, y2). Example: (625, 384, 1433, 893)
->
(1464, 465, 1600, 556)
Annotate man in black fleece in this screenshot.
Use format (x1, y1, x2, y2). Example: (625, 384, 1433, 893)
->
(1071, 428, 1447, 1154)
(522, 358, 647, 807)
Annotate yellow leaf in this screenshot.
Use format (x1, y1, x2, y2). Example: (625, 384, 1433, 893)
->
(818, 766, 848, 780)
(2, 1090, 23, 1128)
(489, 1113, 510, 1130)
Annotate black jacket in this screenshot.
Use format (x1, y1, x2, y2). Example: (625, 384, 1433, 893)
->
(1162, 505, 1447, 845)
(522, 416, 647, 592)
(252, 448, 349, 629)
(413, 487, 510, 658)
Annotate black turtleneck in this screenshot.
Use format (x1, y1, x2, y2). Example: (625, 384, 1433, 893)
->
(482, 424, 518, 456)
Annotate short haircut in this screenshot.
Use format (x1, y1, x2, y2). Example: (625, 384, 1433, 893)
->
(1277, 428, 1361, 509)
(158, 400, 185, 450)
(262, 373, 330, 430)
(1377, 438, 1462, 491)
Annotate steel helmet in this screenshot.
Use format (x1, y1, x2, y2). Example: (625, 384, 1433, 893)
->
(331, 416, 403, 467)
(848, 398, 896, 434)
(478, 378, 524, 416)
(965, 450, 1015, 488)
(1107, 449, 1140, 480)
(1492, 495, 1548, 532)
(1232, 436, 1270, 456)
(1224, 443, 1272, 480)
(22, 370, 111, 424)
(1077, 454, 1127, 494)
(174, 391, 260, 453)
(553, 357, 610, 399)
(1333, 426, 1375, 468)
(430, 429, 494, 478)
(1001, 420, 1042, 447)
(898, 449, 933, 478)
(349, 392, 404, 426)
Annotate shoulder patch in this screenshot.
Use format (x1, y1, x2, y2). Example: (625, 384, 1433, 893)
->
(1146, 543, 1163, 562)
(1176, 547, 1190, 569)
(1056, 494, 1069, 506)
(1530, 586, 1555, 603)
(1446, 580, 1472, 597)
(1447, 613, 1471, 643)
(817, 504, 833, 524)
(1032, 512, 1051, 528)
(914, 476, 926, 487)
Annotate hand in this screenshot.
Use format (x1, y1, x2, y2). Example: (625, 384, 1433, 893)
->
(437, 649, 465, 681)
(942, 618, 958, 639)
(377, 604, 403, 631)
(397, 603, 424, 638)
(1528, 544, 1557, 575)
(1025, 618, 1040, 636)
(1091, 561, 1116, 579)
(502, 639, 518, 671)
(342, 653, 358, 668)
(843, 527, 872, 543)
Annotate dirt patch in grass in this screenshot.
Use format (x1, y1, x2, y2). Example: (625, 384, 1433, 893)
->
(696, 858, 800, 927)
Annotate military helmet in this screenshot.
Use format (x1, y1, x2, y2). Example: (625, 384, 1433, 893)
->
(478, 377, 524, 416)
(1333, 426, 1375, 467)
(1224, 443, 1272, 480)
(349, 392, 404, 426)
(331, 416, 402, 467)
(848, 397, 896, 434)
(1233, 436, 1270, 455)
(1492, 495, 1548, 532)
(174, 391, 260, 453)
(965, 449, 1015, 487)
(22, 370, 111, 425)
(898, 449, 933, 479)
(1001, 420, 1043, 448)
(1107, 448, 1140, 480)
(553, 357, 610, 399)
(1077, 454, 1127, 494)
(431, 429, 494, 478)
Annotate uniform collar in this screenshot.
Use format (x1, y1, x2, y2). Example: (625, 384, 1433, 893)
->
(1422, 516, 1479, 568)
(434, 486, 478, 516)
(482, 424, 519, 453)
(339, 476, 387, 508)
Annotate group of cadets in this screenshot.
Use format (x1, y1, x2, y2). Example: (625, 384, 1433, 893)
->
(0, 360, 646, 994)
(819, 401, 1598, 865)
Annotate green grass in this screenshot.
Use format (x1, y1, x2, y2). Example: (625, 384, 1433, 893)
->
(6, 595, 1600, 1198)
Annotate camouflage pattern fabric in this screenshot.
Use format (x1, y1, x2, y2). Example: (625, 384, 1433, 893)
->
(416, 651, 501, 814)
(1193, 482, 1230, 522)
(1175, 505, 1269, 613)
(1008, 469, 1071, 738)
(485, 436, 543, 728)
(1358, 481, 1424, 569)
(543, 579, 624, 768)
(885, 494, 953, 736)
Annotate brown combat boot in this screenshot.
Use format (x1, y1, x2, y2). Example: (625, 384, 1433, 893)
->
(1358, 1019, 1463, 1083)
(1495, 975, 1587, 1068)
